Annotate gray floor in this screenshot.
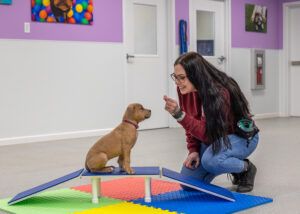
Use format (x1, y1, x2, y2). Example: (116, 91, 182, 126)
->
(1, 117, 300, 213)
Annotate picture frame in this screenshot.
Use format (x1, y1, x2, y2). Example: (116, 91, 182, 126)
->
(245, 4, 267, 33)
(31, 0, 93, 25)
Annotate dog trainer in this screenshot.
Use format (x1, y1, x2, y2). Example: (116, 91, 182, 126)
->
(163, 52, 259, 193)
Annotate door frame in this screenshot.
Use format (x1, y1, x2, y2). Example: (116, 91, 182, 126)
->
(188, 0, 232, 76)
(122, 0, 176, 128)
(168, 0, 232, 128)
(281, 1, 300, 116)
(122, 0, 232, 127)
(224, 0, 232, 76)
(122, 0, 171, 129)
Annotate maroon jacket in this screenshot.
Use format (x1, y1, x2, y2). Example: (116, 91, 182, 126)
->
(177, 87, 236, 154)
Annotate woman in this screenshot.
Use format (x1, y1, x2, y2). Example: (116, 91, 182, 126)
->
(163, 52, 259, 193)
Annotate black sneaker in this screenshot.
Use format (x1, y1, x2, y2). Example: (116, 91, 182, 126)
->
(236, 159, 257, 193)
(230, 173, 240, 185)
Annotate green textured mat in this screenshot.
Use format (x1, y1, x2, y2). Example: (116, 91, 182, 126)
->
(0, 188, 124, 214)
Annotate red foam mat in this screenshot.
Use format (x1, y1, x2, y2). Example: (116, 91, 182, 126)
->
(71, 178, 182, 201)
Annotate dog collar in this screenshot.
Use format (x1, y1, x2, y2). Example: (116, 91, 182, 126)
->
(122, 120, 139, 129)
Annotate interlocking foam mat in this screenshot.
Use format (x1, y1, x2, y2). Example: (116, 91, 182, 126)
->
(0, 178, 272, 214)
(73, 202, 179, 214)
(132, 190, 273, 213)
(0, 188, 123, 214)
(71, 177, 182, 201)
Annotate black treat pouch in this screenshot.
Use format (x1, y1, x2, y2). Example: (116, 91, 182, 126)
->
(235, 118, 259, 141)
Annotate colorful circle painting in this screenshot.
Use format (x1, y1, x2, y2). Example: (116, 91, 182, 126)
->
(31, 0, 93, 25)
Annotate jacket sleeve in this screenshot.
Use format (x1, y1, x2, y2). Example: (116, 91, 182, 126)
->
(177, 87, 205, 152)
(179, 113, 207, 142)
(186, 131, 202, 154)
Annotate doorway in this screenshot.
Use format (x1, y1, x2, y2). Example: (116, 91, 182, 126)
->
(282, 2, 300, 116)
(123, 0, 169, 129)
(189, 0, 228, 72)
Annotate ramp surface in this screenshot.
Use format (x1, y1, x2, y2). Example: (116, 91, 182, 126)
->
(81, 167, 160, 176)
(8, 169, 84, 205)
(162, 168, 235, 202)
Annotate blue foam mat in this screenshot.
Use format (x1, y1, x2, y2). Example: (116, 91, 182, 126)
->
(132, 190, 273, 213)
(162, 168, 235, 202)
(8, 169, 84, 205)
(82, 166, 160, 176)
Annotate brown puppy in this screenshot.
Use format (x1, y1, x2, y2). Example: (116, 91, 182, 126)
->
(50, 0, 73, 23)
(85, 103, 151, 174)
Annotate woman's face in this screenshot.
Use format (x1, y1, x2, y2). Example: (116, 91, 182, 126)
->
(173, 64, 197, 94)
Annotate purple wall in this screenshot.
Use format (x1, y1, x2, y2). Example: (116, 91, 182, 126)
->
(0, 0, 123, 43)
(1, 0, 298, 48)
(175, 0, 189, 45)
(278, 0, 300, 49)
(231, 0, 279, 49)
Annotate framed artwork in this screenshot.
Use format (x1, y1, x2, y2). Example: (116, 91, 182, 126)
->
(245, 4, 267, 33)
(0, 0, 12, 4)
(31, 0, 93, 25)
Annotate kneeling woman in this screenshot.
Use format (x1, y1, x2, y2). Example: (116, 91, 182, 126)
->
(164, 52, 259, 193)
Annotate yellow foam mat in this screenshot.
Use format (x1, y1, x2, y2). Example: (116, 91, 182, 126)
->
(73, 201, 181, 214)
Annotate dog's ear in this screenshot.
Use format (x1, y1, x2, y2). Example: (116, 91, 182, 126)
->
(123, 105, 135, 120)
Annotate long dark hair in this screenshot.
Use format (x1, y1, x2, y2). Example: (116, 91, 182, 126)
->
(175, 52, 251, 154)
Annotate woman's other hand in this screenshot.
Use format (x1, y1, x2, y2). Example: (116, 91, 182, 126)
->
(183, 152, 200, 169)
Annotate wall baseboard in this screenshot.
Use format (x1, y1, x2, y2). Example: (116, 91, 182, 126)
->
(0, 128, 113, 147)
(253, 112, 281, 120)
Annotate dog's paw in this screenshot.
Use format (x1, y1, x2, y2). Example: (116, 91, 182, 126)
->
(126, 168, 135, 174)
(107, 166, 115, 172)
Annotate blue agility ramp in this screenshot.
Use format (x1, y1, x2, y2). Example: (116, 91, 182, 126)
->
(8, 169, 84, 205)
(161, 168, 235, 202)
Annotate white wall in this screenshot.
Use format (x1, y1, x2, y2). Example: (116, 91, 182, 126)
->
(170, 46, 280, 121)
(0, 41, 281, 145)
(0, 40, 125, 145)
(231, 48, 280, 118)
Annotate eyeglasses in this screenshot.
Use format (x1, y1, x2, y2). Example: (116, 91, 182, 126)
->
(170, 73, 187, 82)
